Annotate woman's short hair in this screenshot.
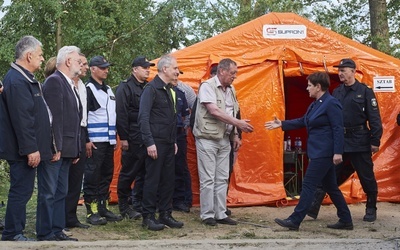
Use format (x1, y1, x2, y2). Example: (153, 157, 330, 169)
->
(307, 72, 330, 91)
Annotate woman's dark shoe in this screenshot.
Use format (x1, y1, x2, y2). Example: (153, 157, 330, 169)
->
(274, 218, 299, 231)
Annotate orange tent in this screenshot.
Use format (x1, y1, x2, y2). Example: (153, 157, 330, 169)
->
(110, 12, 400, 206)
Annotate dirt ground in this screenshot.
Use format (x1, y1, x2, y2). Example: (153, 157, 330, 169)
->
(2, 201, 399, 249)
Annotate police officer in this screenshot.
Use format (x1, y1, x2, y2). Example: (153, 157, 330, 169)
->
(307, 58, 382, 222)
(116, 56, 155, 219)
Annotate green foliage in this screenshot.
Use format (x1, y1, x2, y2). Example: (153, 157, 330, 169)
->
(309, 0, 399, 56)
(0, 160, 9, 184)
(0, 0, 189, 86)
(0, 0, 399, 85)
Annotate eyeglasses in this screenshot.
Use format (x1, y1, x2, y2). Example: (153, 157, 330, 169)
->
(70, 58, 83, 65)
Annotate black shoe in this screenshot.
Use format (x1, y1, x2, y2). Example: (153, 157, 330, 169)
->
(67, 222, 90, 229)
(55, 232, 78, 241)
(225, 208, 232, 216)
(86, 213, 107, 225)
(100, 209, 123, 222)
(121, 206, 142, 220)
(274, 218, 299, 231)
(3, 234, 36, 241)
(142, 215, 165, 231)
(363, 207, 377, 222)
(37, 235, 58, 241)
(216, 217, 237, 225)
(202, 218, 217, 226)
(159, 213, 184, 228)
(173, 203, 190, 213)
(327, 221, 354, 230)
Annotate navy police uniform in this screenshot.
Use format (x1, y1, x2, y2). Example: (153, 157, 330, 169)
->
(116, 75, 147, 216)
(332, 80, 382, 206)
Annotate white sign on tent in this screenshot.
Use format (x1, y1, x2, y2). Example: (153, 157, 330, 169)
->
(263, 25, 307, 39)
(373, 76, 395, 92)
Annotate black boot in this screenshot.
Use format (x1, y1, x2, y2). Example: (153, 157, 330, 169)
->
(98, 199, 123, 222)
(307, 187, 326, 219)
(85, 201, 107, 225)
(119, 198, 141, 220)
(159, 212, 184, 228)
(363, 194, 377, 222)
(142, 214, 165, 231)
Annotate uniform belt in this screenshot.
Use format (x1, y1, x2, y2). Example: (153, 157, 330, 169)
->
(344, 125, 366, 134)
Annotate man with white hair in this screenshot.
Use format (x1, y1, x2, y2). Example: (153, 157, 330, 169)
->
(38, 46, 83, 241)
(138, 54, 183, 231)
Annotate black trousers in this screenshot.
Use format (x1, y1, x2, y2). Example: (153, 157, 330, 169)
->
(141, 142, 175, 216)
(338, 151, 378, 196)
(83, 142, 114, 202)
(172, 132, 192, 206)
(117, 143, 146, 201)
(65, 127, 86, 226)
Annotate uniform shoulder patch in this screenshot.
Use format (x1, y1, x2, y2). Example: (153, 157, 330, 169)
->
(371, 98, 377, 107)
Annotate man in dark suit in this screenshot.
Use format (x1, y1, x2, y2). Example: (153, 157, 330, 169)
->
(38, 46, 83, 241)
(0, 36, 51, 241)
(266, 72, 353, 231)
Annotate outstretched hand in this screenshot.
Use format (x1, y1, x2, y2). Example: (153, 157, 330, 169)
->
(265, 116, 282, 130)
(237, 119, 254, 133)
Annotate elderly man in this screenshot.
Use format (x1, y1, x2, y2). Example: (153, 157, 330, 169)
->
(138, 54, 183, 231)
(0, 36, 51, 241)
(192, 58, 253, 226)
(116, 56, 155, 220)
(83, 56, 122, 225)
(38, 46, 83, 241)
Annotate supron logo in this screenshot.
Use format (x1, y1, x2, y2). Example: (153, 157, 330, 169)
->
(265, 27, 278, 36)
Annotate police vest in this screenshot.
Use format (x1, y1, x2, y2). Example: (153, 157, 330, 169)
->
(87, 83, 117, 145)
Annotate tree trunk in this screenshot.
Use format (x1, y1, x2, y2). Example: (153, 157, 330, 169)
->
(56, 17, 62, 52)
(369, 0, 390, 53)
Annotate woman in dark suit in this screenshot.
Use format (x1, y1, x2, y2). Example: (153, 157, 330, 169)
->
(265, 72, 353, 231)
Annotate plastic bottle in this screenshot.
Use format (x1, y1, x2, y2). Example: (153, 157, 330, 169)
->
(286, 136, 292, 151)
(295, 137, 302, 153)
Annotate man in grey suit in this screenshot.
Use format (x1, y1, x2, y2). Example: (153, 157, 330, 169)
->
(38, 46, 82, 241)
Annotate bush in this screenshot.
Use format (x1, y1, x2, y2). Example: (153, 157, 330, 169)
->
(0, 160, 9, 182)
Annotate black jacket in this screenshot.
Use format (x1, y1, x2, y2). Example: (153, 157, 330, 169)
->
(116, 75, 146, 143)
(333, 80, 383, 152)
(0, 63, 53, 161)
(138, 75, 177, 146)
